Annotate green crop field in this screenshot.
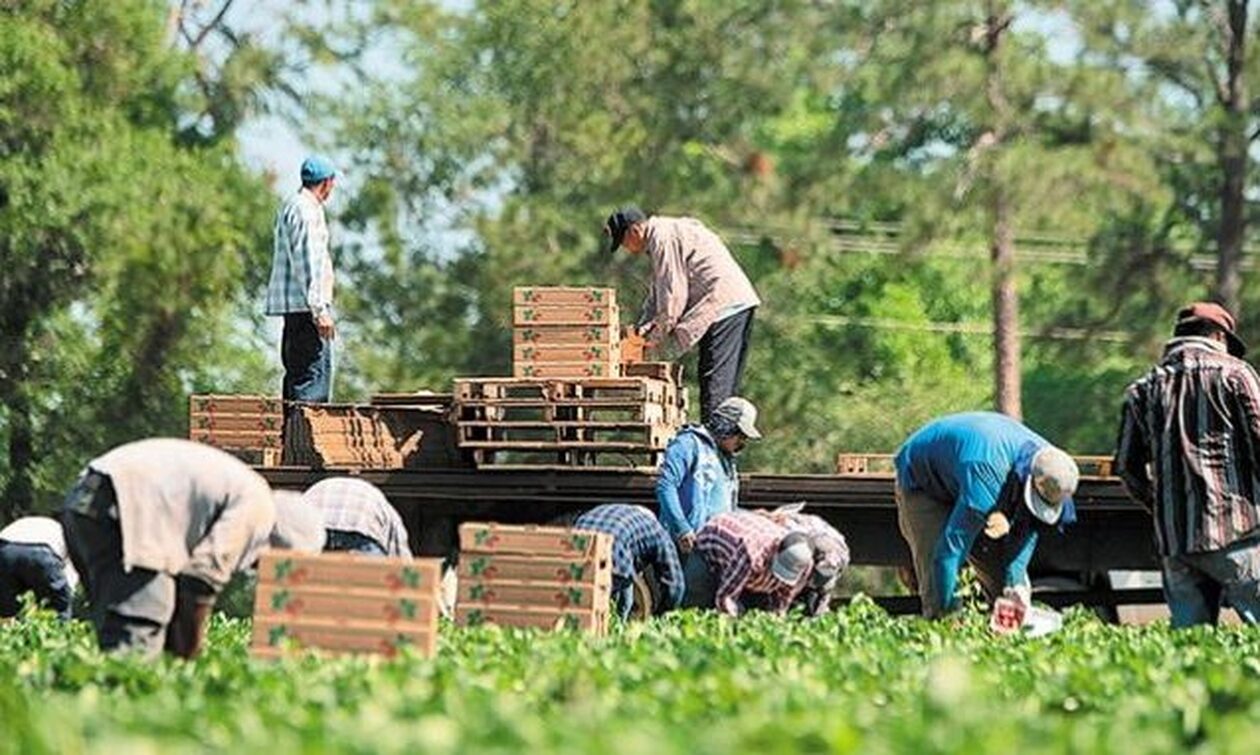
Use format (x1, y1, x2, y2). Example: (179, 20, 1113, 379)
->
(3, 599, 1260, 754)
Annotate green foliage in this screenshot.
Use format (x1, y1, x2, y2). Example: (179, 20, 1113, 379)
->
(5, 603, 1260, 752)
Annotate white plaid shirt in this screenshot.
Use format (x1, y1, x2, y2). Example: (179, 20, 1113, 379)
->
(301, 477, 412, 557)
(265, 188, 333, 317)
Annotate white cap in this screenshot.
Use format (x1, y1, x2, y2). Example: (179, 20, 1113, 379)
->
(770, 532, 813, 584)
(1024, 447, 1079, 525)
(712, 397, 762, 439)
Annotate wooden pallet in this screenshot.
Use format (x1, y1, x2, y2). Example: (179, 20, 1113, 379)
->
(457, 421, 672, 448)
(454, 377, 673, 405)
(466, 447, 664, 470)
(835, 452, 1117, 478)
(514, 286, 616, 306)
(456, 400, 677, 424)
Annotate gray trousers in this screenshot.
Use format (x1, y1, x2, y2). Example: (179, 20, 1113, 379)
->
(895, 483, 1004, 618)
(1163, 537, 1260, 628)
(62, 471, 212, 659)
(697, 308, 755, 423)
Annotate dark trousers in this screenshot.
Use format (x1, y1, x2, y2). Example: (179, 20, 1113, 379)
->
(0, 541, 73, 620)
(325, 529, 387, 556)
(697, 308, 755, 423)
(282, 313, 333, 402)
(611, 575, 635, 621)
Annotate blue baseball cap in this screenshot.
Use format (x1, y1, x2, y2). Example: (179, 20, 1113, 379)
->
(300, 155, 337, 184)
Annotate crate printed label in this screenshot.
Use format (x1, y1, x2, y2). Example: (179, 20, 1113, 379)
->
(517, 345, 607, 361)
(266, 589, 421, 622)
(518, 288, 609, 304)
(517, 327, 611, 343)
(270, 557, 427, 590)
(517, 306, 609, 323)
(469, 528, 594, 554)
(465, 556, 592, 581)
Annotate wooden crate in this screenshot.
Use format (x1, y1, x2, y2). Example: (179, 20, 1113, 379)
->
(261, 551, 443, 592)
(514, 286, 616, 306)
(189, 413, 285, 432)
(189, 394, 283, 415)
(190, 429, 283, 449)
(457, 553, 612, 585)
(455, 604, 608, 633)
(251, 551, 443, 659)
(251, 615, 436, 658)
(256, 584, 440, 626)
(513, 343, 619, 364)
(458, 522, 612, 558)
(458, 578, 609, 610)
(513, 303, 619, 326)
(513, 362, 617, 379)
(513, 325, 619, 347)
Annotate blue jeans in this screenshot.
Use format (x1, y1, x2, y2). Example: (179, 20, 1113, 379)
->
(282, 313, 333, 402)
(0, 541, 73, 620)
(1163, 537, 1260, 628)
(325, 530, 387, 555)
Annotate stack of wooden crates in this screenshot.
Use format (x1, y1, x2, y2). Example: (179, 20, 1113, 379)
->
(513, 286, 621, 378)
(455, 522, 612, 635)
(250, 551, 444, 658)
(188, 394, 283, 466)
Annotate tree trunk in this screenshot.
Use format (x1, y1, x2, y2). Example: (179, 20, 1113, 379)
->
(991, 191, 1021, 418)
(1215, 0, 1248, 314)
(982, 4, 1021, 418)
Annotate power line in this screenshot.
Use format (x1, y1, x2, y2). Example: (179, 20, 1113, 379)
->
(808, 315, 1133, 343)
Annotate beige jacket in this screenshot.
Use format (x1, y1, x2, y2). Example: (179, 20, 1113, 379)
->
(88, 439, 275, 590)
(639, 216, 760, 352)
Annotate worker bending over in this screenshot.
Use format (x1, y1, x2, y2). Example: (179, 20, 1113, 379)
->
(62, 438, 324, 659)
(574, 504, 684, 620)
(0, 516, 78, 620)
(894, 412, 1079, 618)
(759, 504, 850, 615)
(301, 476, 412, 557)
(695, 510, 814, 616)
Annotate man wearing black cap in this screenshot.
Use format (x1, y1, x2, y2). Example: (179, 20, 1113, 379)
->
(1115, 302, 1260, 627)
(604, 206, 761, 422)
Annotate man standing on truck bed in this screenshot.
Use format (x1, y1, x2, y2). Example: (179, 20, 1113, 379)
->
(266, 155, 338, 403)
(894, 412, 1079, 619)
(1115, 302, 1260, 627)
(603, 205, 761, 423)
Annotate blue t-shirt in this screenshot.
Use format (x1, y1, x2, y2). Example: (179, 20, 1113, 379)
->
(894, 412, 1050, 614)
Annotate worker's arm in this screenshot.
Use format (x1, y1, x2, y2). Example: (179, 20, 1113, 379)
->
(655, 435, 695, 540)
(183, 493, 275, 591)
(1229, 366, 1260, 474)
(1004, 529, 1039, 588)
(651, 235, 690, 347)
(1113, 389, 1154, 512)
(652, 528, 687, 611)
(930, 464, 1000, 615)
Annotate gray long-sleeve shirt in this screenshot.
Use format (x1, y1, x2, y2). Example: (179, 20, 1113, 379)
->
(88, 438, 276, 590)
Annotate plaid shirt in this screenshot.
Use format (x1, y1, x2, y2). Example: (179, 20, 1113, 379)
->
(697, 511, 807, 616)
(1115, 337, 1260, 556)
(574, 504, 685, 610)
(301, 477, 412, 557)
(265, 188, 333, 317)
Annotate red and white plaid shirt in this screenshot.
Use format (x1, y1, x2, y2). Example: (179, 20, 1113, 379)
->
(696, 511, 806, 615)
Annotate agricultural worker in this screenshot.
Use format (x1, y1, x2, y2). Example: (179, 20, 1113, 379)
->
(265, 155, 338, 403)
(61, 438, 325, 660)
(301, 476, 413, 557)
(894, 412, 1079, 619)
(603, 205, 761, 422)
(656, 396, 761, 554)
(758, 504, 851, 616)
(0, 516, 78, 620)
(1115, 302, 1260, 627)
(573, 503, 685, 619)
(695, 510, 815, 616)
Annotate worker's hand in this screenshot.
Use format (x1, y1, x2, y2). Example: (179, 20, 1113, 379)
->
(168, 577, 217, 659)
(676, 532, 697, 555)
(315, 312, 336, 340)
(984, 511, 1011, 539)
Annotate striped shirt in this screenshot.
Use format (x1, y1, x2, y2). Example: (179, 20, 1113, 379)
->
(301, 477, 412, 557)
(697, 511, 806, 616)
(265, 188, 333, 317)
(573, 504, 685, 610)
(1115, 337, 1260, 556)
